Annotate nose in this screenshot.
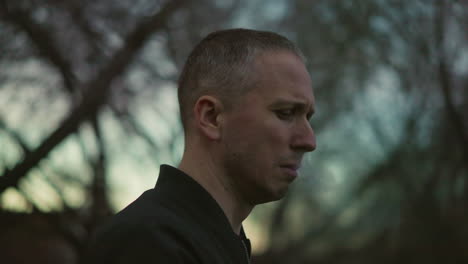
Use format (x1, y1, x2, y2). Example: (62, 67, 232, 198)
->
(291, 120, 316, 152)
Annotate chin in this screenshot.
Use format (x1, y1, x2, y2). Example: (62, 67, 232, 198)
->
(253, 187, 289, 205)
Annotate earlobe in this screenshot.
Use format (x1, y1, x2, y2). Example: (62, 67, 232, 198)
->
(194, 96, 223, 140)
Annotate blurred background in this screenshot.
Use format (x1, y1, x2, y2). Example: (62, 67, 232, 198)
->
(1, 0, 467, 263)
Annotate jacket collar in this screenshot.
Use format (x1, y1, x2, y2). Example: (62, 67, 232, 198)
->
(154, 164, 251, 256)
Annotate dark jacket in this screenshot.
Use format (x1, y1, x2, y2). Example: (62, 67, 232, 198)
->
(86, 165, 251, 264)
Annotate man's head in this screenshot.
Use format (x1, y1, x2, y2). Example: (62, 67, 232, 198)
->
(178, 28, 306, 130)
(178, 29, 316, 205)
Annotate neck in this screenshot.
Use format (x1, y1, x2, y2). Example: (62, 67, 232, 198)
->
(178, 146, 253, 234)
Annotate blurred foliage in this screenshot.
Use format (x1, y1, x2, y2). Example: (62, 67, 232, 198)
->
(0, 0, 467, 263)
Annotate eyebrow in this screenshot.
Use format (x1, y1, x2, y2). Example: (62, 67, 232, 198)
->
(270, 99, 315, 115)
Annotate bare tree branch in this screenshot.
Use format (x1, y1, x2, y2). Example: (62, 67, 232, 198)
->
(0, 1, 77, 95)
(88, 114, 111, 226)
(0, 0, 187, 194)
(0, 117, 30, 155)
(435, 0, 468, 164)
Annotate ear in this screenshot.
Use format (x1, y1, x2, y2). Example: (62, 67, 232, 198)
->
(193, 95, 224, 140)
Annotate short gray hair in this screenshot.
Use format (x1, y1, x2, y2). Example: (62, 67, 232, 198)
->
(177, 28, 305, 130)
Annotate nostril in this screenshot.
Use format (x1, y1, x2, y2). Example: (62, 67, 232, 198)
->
(306, 141, 316, 152)
(291, 137, 316, 152)
(310, 141, 317, 152)
(305, 134, 316, 152)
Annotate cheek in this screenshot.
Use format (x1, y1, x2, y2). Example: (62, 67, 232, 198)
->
(224, 109, 290, 161)
(240, 121, 279, 153)
(262, 119, 291, 148)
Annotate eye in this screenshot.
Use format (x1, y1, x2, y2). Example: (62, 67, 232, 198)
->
(275, 109, 296, 120)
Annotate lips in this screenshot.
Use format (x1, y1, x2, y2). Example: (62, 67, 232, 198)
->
(280, 164, 300, 170)
(279, 163, 300, 179)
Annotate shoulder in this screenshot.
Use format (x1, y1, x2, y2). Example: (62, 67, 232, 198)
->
(86, 190, 201, 263)
(87, 223, 199, 264)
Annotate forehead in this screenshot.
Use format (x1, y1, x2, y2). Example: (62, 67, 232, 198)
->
(249, 51, 314, 105)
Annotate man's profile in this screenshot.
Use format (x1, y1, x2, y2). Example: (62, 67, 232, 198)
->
(87, 28, 316, 264)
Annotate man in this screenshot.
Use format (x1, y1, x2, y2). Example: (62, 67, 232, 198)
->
(87, 28, 316, 264)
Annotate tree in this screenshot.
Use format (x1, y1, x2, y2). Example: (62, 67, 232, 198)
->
(1, 0, 467, 263)
(254, 0, 468, 263)
(0, 0, 245, 262)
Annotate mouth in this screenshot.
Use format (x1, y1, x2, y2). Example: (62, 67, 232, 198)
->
(279, 164, 300, 180)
